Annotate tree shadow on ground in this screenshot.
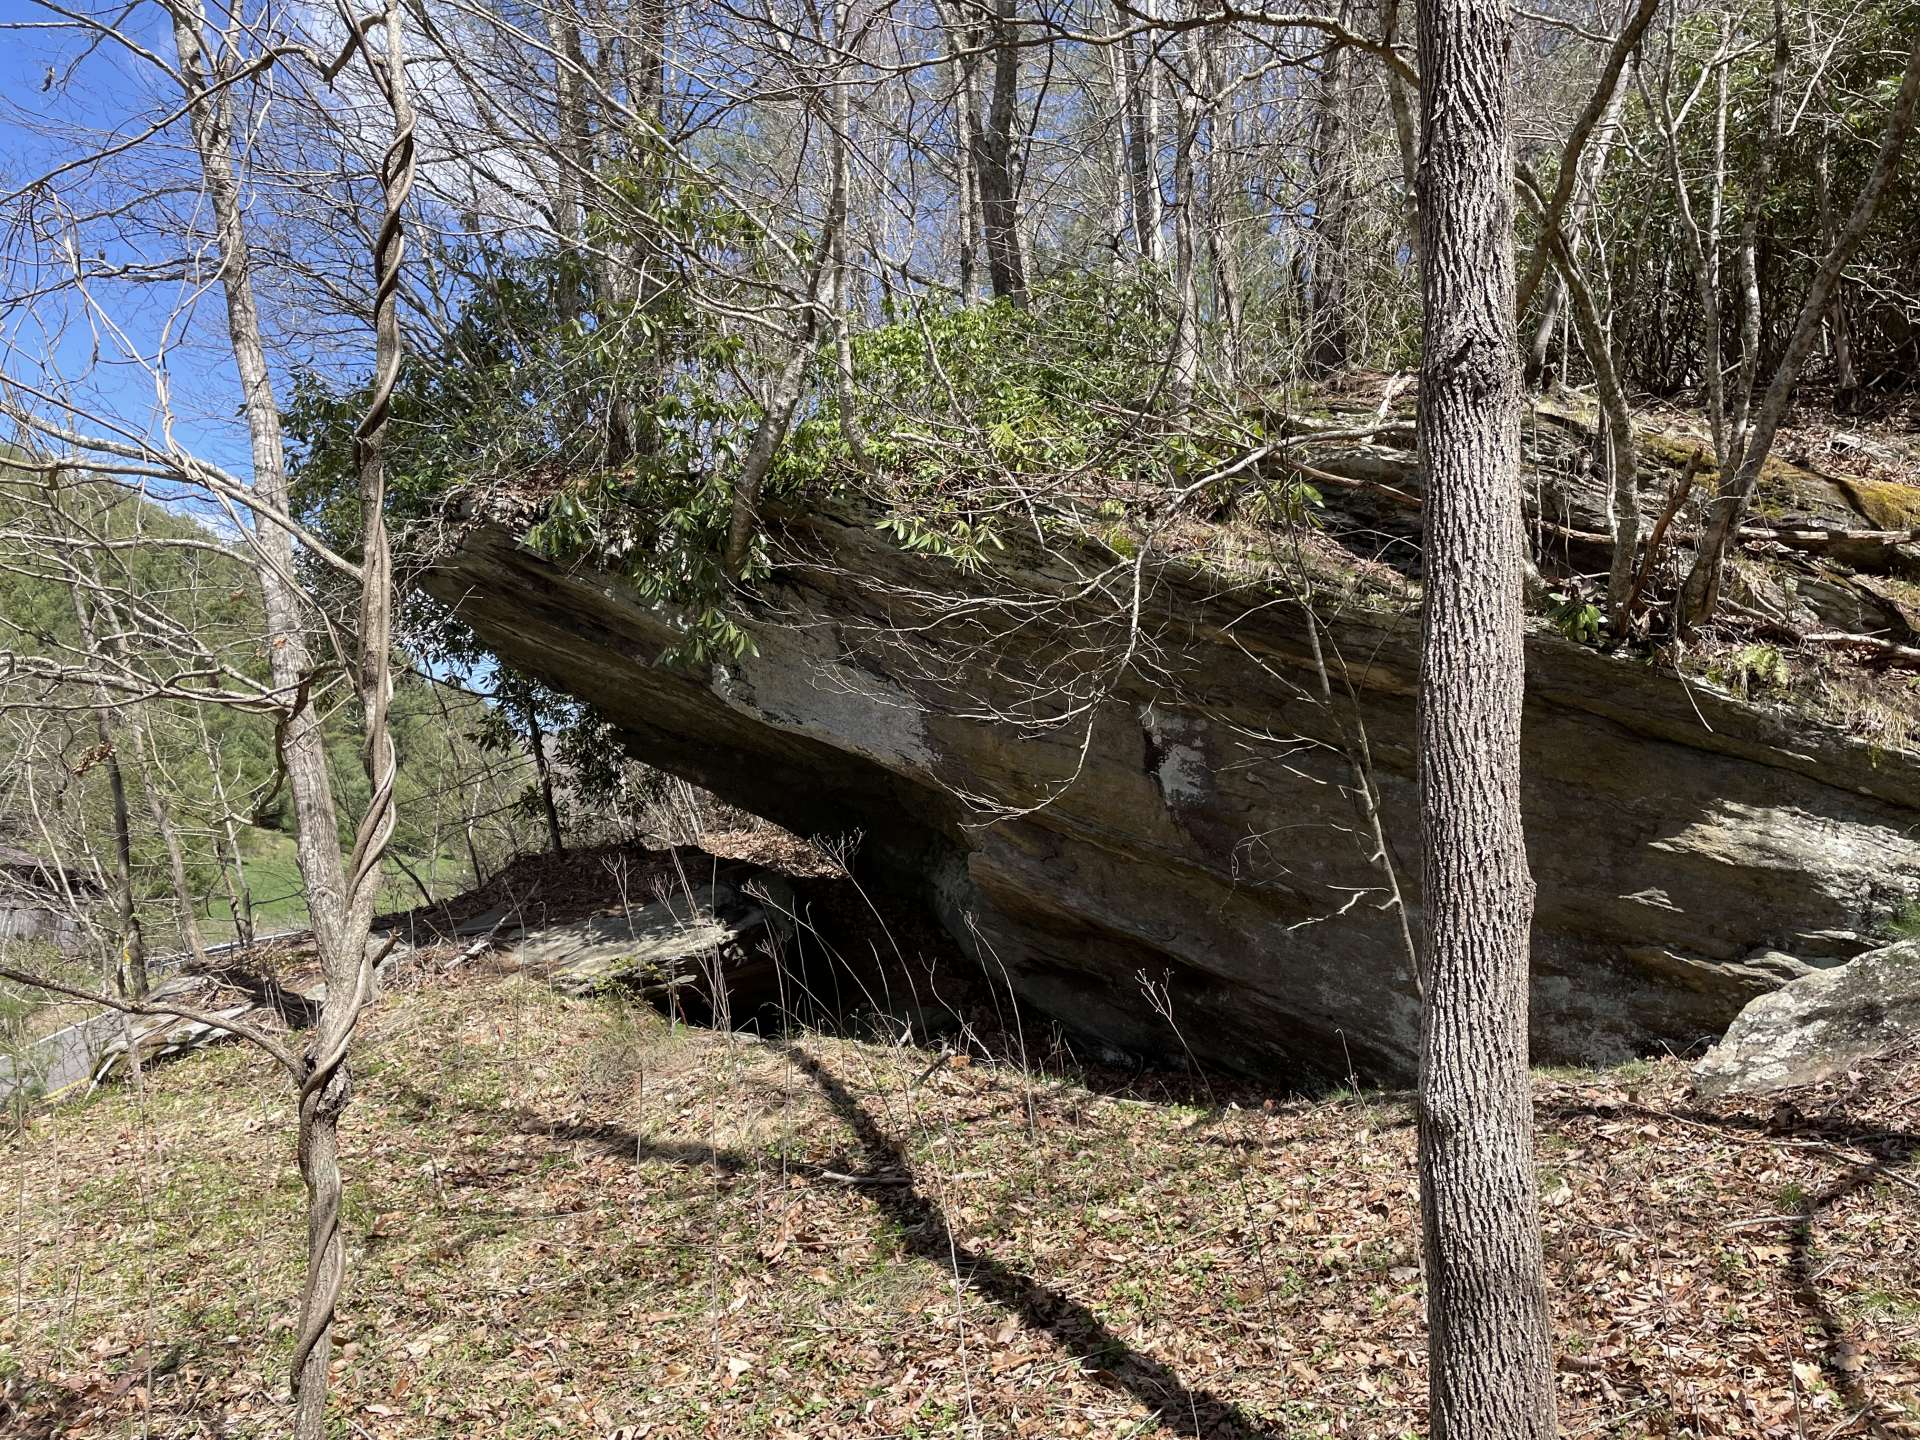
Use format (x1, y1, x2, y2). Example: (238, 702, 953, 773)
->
(781, 1043, 1285, 1439)
(389, 1054, 1285, 1439)
(1790, 1159, 1912, 1436)
(1540, 1092, 1920, 1430)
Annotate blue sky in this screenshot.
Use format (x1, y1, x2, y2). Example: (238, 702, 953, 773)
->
(2, 0, 268, 490)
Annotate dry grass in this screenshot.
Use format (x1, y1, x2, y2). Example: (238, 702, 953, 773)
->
(0, 967, 1916, 1439)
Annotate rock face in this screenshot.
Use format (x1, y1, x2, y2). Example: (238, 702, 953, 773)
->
(513, 873, 794, 1008)
(1693, 940, 1920, 1096)
(422, 503, 1920, 1083)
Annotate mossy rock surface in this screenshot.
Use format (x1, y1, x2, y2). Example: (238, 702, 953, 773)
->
(1834, 475, 1920, 529)
(1632, 429, 1920, 530)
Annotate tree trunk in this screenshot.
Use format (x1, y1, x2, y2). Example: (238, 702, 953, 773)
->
(167, 8, 405, 1438)
(66, 588, 148, 1001)
(1529, 204, 1639, 626)
(428, 679, 488, 889)
(1413, 0, 1558, 1430)
(544, 7, 592, 263)
(1120, 14, 1163, 263)
(1195, 24, 1242, 382)
(725, 221, 837, 574)
(944, 1, 984, 298)
(96, 713, 146, 1002)
(291, 9, 414, 1437)
(164, 0, 351, 968)
(1169, 27, 1201, 409)
(975, 0, 1028, 298)
(1814, 109, 1859, 406)
(528, 718, 566, 856)
(827, 2, 875, 472)
(86, 584, 211, 966)
(1523, 77, 1627, 389)
(135, 723, 209, 966)
(1309, 9, 1355, 373)
(291, 1058, 350, 1439)
(198, 708, 255, 946)
(1382, 0, 1420, 263)
(1726, 0, 1790, 460)
(1105, 38, 1133, 258)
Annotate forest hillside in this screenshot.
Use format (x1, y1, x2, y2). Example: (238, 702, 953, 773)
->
(2, 0, 1919, 1436)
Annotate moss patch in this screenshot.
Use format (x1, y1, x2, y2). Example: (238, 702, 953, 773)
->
(1836, 475, 1920, 530)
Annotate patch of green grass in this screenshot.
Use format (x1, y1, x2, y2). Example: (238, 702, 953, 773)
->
(195, 825, 480, 940)
(1851, 1289, 1920, 1320)
(1535, 1054, 1655, 1086)
(1882, 897, 1920, 942)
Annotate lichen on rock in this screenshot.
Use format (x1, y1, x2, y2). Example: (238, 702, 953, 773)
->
(1693, 940, 1920, 1097)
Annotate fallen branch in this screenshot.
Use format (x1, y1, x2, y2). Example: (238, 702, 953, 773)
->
(1802, 631, 1920, 668)
(1741, 524, 1920, 547)
(1738, 524, 1920, 578)
(1277, 454, 1422, 510)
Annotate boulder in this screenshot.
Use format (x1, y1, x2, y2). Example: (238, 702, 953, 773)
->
(421, 500, 1920, 1083)
(1692, 940, 1920, 1097)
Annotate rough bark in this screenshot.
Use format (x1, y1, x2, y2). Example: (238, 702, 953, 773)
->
(1413, 0, 1558, 1429)
(544, 7, 592, 262)
(976, 0, 1028, 298)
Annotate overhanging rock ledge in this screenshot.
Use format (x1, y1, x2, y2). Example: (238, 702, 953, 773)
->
(420, 504, 1920, 1084)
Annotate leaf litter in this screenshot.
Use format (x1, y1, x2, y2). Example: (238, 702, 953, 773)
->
(0, 969, 1913, 1439)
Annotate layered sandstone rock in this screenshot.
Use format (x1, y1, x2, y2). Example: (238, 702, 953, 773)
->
(422, 502, 1920, 1082)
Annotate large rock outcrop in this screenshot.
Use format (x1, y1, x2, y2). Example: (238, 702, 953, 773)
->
(422, 501, 1920, 1083)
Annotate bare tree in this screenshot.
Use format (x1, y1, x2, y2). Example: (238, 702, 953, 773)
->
(0, 3, 416, 1434)
(1680, 29, 1920, 628)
